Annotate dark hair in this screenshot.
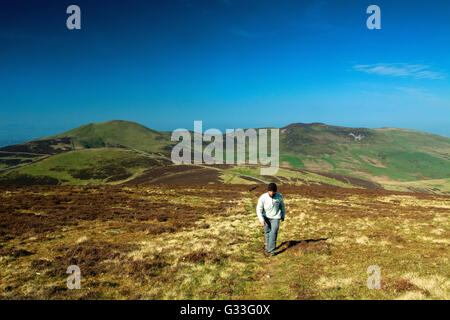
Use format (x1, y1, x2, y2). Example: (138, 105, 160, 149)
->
(268, 183, 277, 192)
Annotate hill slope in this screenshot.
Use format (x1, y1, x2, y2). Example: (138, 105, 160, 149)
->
(0, 148, 170, 185)
(280, 123, 450, 182)
(0, 120, 449, 193)
(37, 120, 174, 155)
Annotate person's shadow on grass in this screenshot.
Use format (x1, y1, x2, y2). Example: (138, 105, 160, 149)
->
(274, 238, 328, 255)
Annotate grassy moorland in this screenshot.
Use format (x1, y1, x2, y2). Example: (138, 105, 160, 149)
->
(0, 184, 448, 300)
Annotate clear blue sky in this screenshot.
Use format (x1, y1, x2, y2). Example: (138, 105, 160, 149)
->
(0, 0, 449, 142)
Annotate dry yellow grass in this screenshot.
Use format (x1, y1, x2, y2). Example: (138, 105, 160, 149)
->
(0, 184, 448, 299)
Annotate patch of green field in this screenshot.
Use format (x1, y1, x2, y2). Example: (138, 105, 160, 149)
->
(381, 178, 450, 194)
(322, 157, 337, 169)
(275, 168, 356, 188)
(280, 124, 450, 183)
(0, 148, 162, 185)
(228, 166, 261, 178)
(280, 155, 305, 168)
(222, 166, 357, 188)
(221, 172, 255, 184)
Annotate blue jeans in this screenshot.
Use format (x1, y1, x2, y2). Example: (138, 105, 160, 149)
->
(264, 216, 280, 254)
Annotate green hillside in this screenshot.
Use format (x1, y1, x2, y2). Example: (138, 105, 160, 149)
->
(0, 137, 74, 171)
(38, 120, 174, 155)
(0, 120, 449, 193)
(280, 123, 450, 182)
(0, 148, 168, 185)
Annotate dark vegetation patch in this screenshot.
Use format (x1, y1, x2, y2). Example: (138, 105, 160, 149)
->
(106, 173, 133, 182)
(125, 259, 170, 282)
(368, 233, 406, 243)
(180, 250, 229, 264)
(0, 185, 241, 242)
(0, 158, 33, 166)
(31, 240, 138, 277)
(248, 183, 448, 201)
(0, 247, 34, 258)
(261, 175, 281, 183)
(126, 223, 177, 234)
(0, 138, 73, 155)
(158, 183, 248, 199)
(385, 279, 429, 295)
(239, 175, 265, 183)
(310, 170, 382, 190)
(0, 172, 60, 186)
(0, 152, 39, 159)
(275, 239, 331, 255)
(124, 165, 223, 184)
(288, 283, 315, 300)
(291, 241, 332, 255)
(69, 166, 128, 180)
(205, 164, 233, 170)
(68, 157, 161, 181)
(119, 157, 162, 168)
(391, 279, 422, 292)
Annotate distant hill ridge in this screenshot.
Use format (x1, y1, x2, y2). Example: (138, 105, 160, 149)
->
(0, 120, 449, 193)
(36, 120, 173, 155)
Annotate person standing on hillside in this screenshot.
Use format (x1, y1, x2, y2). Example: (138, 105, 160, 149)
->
(256, 183, 285, 257)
